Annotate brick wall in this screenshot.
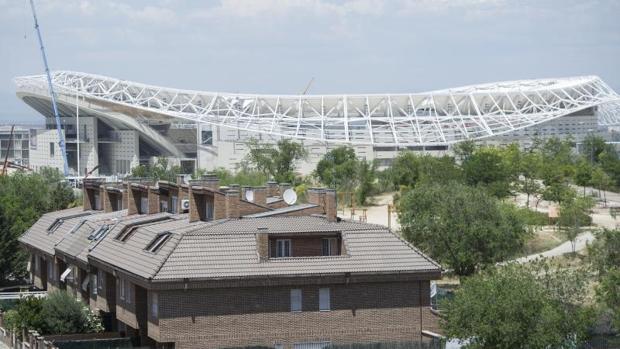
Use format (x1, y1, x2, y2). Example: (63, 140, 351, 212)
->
(152, 280, 435, 349)
(116, 279, 138, 329)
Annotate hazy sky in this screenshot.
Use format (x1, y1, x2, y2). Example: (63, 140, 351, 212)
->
(1, 0, 619, 123)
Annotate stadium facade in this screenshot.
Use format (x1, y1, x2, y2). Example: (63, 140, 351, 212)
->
(14, 71, 620, 176)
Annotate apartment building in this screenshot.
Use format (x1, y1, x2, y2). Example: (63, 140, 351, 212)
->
(19, 177, 442, 349)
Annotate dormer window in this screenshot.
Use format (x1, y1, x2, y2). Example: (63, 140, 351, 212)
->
(145, 232, 172, 253)
(115, 216, 172, 242)
(276, 239, 291, 258)
(322, 238, 339, 256)
(139, 196, 148, 214)
(88, 224, 111, 241)
(269, 233, 343, 258)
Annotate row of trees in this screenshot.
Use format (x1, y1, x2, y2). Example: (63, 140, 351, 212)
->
(444, 228, 620, 348)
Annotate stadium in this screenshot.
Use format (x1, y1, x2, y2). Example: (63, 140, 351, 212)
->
(14, 71, 620, 176)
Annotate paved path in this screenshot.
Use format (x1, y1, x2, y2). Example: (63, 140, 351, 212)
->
(514, 231, 595, 263)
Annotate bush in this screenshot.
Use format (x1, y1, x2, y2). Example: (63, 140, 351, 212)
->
(3, 291, 103, 336)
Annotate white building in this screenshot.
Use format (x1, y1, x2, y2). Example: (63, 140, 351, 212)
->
(14, 71, 620, 176)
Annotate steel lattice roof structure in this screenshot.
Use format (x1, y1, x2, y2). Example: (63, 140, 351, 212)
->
(14, 71, 620, 146)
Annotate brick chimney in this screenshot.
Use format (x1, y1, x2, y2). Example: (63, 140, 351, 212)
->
(126, 182, 152, 215)
(324, 188, 337, 222)
(307, 188, 337, 222)
(256, 227, 269, 261)
(225, 190, 240, 218)
(266, 181, 278, 197)
(204, 175, 219, 190)
(252, 186, 267, 206)
(279, 183, 292, 196)
(82, 178, 105, 211)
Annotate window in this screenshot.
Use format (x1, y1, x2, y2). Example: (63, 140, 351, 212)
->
(290, 289, 302, 312)
(97, 270, 104, 291)
(145, 232, 172, 253)
(151, 292, 159, 318)
(276, 239, 292, 258)
(49, 142, 54, 157)
(319, 288, 330, 311)
(47, 219, 64, 233)
(88, 224, 110, 241)
(321, 238, 338, 256)
(159, 200, 168, 213)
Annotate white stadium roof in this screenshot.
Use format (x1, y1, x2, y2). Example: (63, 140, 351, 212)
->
(14, 71, 620, 146)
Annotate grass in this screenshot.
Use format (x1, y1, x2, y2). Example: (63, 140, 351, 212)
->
(520, 227, 566, 256)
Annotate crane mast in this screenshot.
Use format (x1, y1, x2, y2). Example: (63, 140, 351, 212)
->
(28, 0, 69, 176)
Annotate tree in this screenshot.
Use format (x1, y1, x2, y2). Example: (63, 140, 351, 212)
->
(443, 262, 594, 349)
(355, 160, 376, 205)
(212, 167, 269, 187)
(131, 157, 181, 182)
(558, 195, 594, 253)
(573, 159, 593, 197)
(588, 229, 620, 331)
(462, 147, 513, 198)
(0, 169, 74, 285)
(591, 166, 612, 205)
(581, 134, 613, 164)
(4, 291, 103, 336)
(245, 139, 307, 184)
(517, 151, 543, 208)
(397, 182, 529, 276)
(597, 268, 620, 331)
(314, 146, 359, 191)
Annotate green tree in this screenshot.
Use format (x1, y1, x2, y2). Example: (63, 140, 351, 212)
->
(0, 169, 74, 284)
(574, 159, 593, 197)
(245, 139, 307, 184)
(41, 291, 103, 335)
(314, 146, 359, 191)
(355, 160, 376, 205)
(443, 262, 594, 349)
(517, 151, 543, 208)
(462, 147, 513, 198)
(397, 182, 529, 276)
(130, 157, 181, 182)
(4, 291, 103, 336)
(581, 134, 613, 164)
(597, 268, 620, 331)
(558, 195, 594, 253)
(591, 166, 612, 205)
(588, 228, 620, 277)
(212, 167, 269, 187)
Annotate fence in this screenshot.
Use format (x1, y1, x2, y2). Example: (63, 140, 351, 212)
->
(0, 311, 130, 349)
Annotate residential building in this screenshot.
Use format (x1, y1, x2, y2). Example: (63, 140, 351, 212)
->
(19, 178, 442, 349)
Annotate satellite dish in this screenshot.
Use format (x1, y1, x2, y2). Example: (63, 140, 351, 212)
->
(245, 190, 255, 202)
(283, 189, 297, 205)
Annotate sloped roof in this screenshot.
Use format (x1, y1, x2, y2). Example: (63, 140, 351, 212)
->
(154, 226, 440, 281)
(19, 207, 96, 255)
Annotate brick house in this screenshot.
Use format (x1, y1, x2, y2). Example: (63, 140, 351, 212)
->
(19, 177, 442, 349)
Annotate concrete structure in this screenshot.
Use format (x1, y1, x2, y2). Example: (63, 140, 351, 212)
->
(19, 180, 442, 348)
(14, 71, 620, 175)
(0, 125, 34, 168)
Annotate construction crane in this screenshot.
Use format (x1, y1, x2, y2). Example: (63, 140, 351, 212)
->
(300, 77, 315, 95)
(28, 0, 69, 176)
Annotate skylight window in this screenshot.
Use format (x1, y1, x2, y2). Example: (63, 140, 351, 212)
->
(88, 224, 111, 241)
(47, 212, 92, 234)
(145, 232, 172, 253)
(115, 217, 172, 242)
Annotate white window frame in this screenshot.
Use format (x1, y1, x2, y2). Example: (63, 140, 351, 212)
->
(276, 239, 292, 258)
(119, 278, 125, 300)
(322, 238, 338, 256)
(140, 195, 149, 214)
(319, 288, 331, 311)
(290, 289, 302, 312)
(91, 273, 98, 296)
